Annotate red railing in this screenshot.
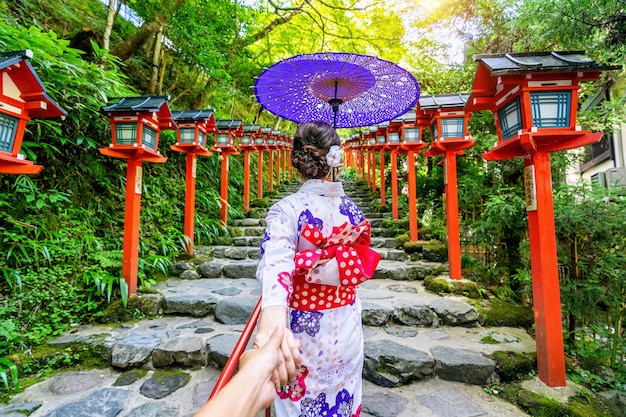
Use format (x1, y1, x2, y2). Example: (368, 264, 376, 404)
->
(207, 297, 271, 416)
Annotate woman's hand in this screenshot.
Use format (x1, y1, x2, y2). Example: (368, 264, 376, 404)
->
(254, 305, 302, 386)
(193, 326, 285, 417)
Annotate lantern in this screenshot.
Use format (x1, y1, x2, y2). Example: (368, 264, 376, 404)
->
(100, 95, 175, 162)
(0, 50, 67, 174)
(467, 50, 621, 387)
(419, 93, 471, 147)
(214, 119, 242, 150)
(170, 110, 215, 254)
(171, 109, 215, 151)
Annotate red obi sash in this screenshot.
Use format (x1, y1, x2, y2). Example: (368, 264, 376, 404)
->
(289, 220, 381, 311)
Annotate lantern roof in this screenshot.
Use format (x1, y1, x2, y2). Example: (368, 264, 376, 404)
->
(171, 109, 214, 122)
(468, 51, 621, 112)
(243, 124, 261, 133)
(392, 110, 416, 124)
(216, 119, 242, 130)
(0, 50, 67, 119)
(419, 93, 470, 110)
(101, 95, 172, 114)
(472, 51, 618, 76)
(100, 95, 176, 130)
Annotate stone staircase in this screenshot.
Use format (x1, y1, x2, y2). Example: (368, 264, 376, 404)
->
(2, 179, 535, 417)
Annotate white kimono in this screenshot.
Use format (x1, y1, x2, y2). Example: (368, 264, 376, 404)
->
(256, 179, 370, 417)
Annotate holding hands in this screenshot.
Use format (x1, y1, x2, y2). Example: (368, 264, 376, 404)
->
(254, 305, 302, 388)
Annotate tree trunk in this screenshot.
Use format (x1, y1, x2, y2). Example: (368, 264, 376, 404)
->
(102, 0, 120, 50)
(148, 25, 164, 94)
(111, 20, 161, 61)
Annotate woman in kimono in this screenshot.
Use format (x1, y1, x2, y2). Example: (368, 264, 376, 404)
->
(254, 121, 380, 417)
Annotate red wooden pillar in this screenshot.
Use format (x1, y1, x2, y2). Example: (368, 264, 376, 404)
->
(268, 149, 274, 191)
(525, 152, 566, 386)
(379, 150, 385, 205)
(370, 149, 377, 192)
(243, 150, 251, 212)
(360, 147, 366, 181)
(407, 151, 418, 241)
(390, 151, 399, 219)
(276, 146, 282, 186)
(444, 152, 462, 280)
(219, 153, 229, 225)
(363, 147, 369, 187)
(257, 150, 264, 199)
(122, 158, 143, 295)
(183, 154, 197, 252)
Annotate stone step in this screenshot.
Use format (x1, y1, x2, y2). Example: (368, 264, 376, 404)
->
(46, 286, 534, 387)
(194, 245, 406, 262)
(150, 278, 483, 331)
(169, 252, 439, 281)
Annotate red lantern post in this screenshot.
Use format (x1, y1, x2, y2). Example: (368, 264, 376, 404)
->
(170, 110, 215, 254)
(266, 131, 278, 191)
(213, 120, 242, 226)
(400, 108, 429, 242)
(99, 95, 176, 295)
(0, 50, 67, 174)
(467, 51, 620, 387)
(375, 123, 388, 205)
(366, 128, 377, 192)
(241, 124, 261, 213)
(386, 113, 413, 220)
(422, 94, 474, 280)
(256, 127, 271, 199)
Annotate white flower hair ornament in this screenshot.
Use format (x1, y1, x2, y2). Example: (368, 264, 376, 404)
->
(326, 145, 343, 168)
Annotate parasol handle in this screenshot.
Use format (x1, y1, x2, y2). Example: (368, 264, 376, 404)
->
(328, 80, 343, 129)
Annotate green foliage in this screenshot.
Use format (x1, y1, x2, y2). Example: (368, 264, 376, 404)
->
(0, 357, 19, 393)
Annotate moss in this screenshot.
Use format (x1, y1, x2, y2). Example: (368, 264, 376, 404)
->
(246, 208, 266, 219)
(424, 276, 452, 294)
(481, 335, 501, 344)
(371, 203, 390, 213)
(250, 197, 270, 208)
(452, 281, 483, 299)
(431, 265, 448, 276)
(227, 226, 243, 237)
(212, 236, 234, 245)
(566, 393, 612, 417)
(99, 294, 161, 323)
(395, 234, 410, 249)
(114, 368, 148, 386)
(8, 344, 108, 384)
(491, 351, 537, 382)
(511, 387, 564, 417)
(403, 241, 423, 254)
(480, 299, 534, 327)
(188, 255, 211, 265)
(421, 243, 448, 262)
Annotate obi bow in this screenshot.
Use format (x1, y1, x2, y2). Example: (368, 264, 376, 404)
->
(294, 220, 381, 287)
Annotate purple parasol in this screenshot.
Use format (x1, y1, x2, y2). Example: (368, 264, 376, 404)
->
(254, 52, 420, 129)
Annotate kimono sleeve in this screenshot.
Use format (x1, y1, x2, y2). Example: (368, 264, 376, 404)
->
(256, 202, 297, 309)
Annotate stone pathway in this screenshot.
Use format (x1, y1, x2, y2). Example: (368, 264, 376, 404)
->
(1, 180, 537, 417)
